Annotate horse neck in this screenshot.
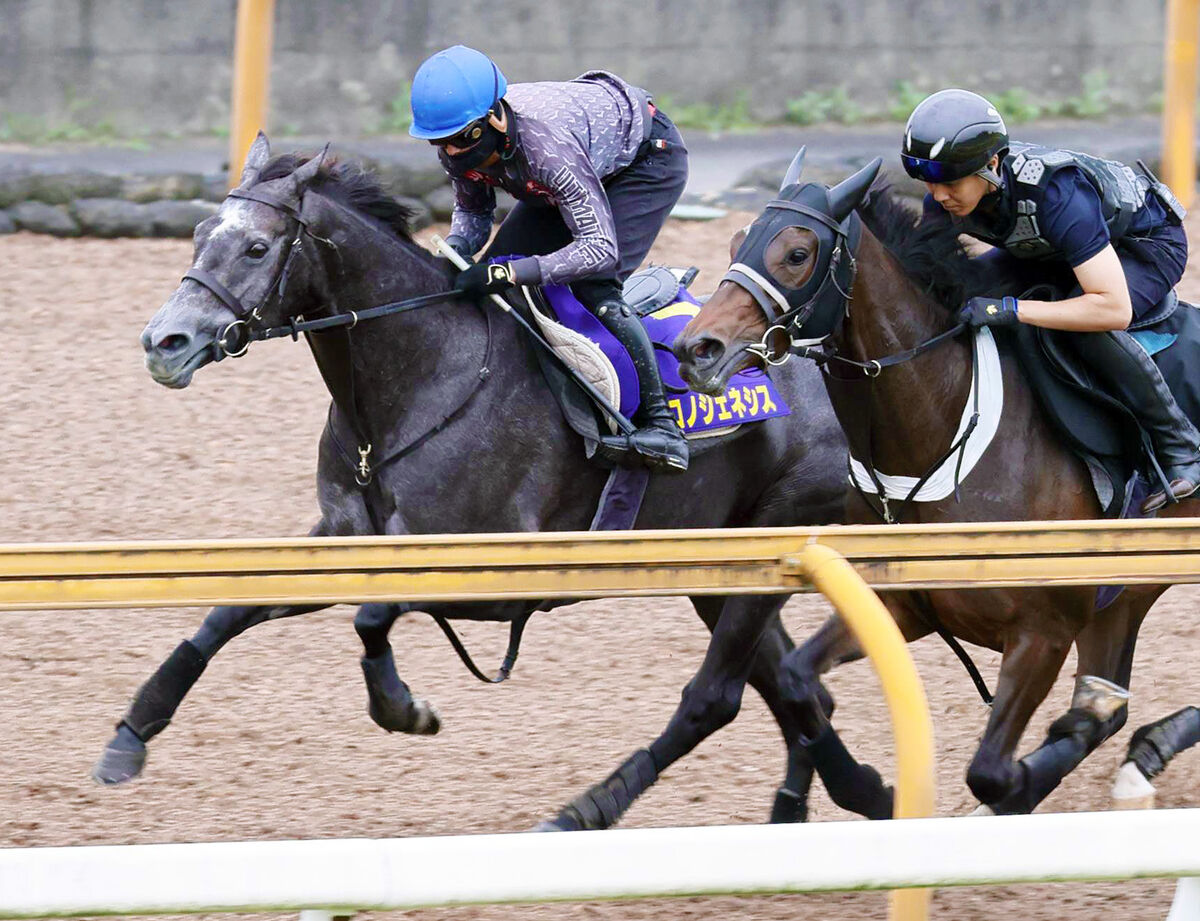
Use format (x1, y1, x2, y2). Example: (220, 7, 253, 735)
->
(301, 200, 489, 445)
(826, 226, 975, 475)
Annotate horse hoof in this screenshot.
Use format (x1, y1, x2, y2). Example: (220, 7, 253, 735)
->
(1111, 760, 1156, 810)
(92, 744, 147, 785)
(410, 699, 441, 735)
(369, 698, 441, 735)
(529, 814, 580, 832)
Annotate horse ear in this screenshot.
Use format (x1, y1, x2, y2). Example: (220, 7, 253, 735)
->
(779, 145, 807, 191)
(237, 132, 271, 188)
(290, 143, 331, 192)
(828, 157, 883, 222)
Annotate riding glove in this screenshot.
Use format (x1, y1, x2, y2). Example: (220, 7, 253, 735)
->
(455, 261, 516, 297)
(959, 295, 1020, 328)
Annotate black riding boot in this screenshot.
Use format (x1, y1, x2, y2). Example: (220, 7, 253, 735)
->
(593, 296, 689, 473)
(1073, 329, 1200, 513)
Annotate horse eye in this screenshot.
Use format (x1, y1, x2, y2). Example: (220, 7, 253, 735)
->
(246, 242, 269, 259)
(787, 249, 809, 265)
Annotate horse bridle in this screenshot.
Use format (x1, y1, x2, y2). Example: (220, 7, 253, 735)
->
(179, 176, 520, 686)
(182, 187, 320, 361)
(723, 196, 862, 367)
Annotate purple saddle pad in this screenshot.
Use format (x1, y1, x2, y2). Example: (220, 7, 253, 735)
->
(538, 281, 791, 434)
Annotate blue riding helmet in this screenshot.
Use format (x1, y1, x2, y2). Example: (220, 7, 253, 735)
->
(409, 45, 508, 141)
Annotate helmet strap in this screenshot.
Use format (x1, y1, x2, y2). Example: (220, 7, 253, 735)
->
(975, 166, 1003, 190)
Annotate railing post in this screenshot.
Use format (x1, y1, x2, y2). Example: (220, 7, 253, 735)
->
(1166, 877, 1200, 920)
(1162, 0, 1200, 207)
(795, 543, 936, 921)
(228, 0, 277, 188)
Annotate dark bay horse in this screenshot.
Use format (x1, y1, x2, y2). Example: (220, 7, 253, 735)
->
(97, 134, 851, 830)
(674, 151, 1198, 816)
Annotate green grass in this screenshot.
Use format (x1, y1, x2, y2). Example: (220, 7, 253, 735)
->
(656, 92, 758, 132)
(375, 81, 413, 134)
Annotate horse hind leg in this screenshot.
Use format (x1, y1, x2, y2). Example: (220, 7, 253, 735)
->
(684, 597, 822, 824)
(1113, 706, 1200, 809)
(535, 593, 784, 832)
(778, 611, 927, 821)
(92, 601, 328, 785)
(354, 602, 439, 735)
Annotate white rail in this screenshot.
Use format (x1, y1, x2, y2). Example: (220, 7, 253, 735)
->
(1, 811, 1197, 918)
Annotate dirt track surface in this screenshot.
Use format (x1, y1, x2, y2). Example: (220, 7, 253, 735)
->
(1, 213, 1198, 921)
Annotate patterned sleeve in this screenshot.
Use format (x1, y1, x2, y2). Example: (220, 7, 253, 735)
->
(509, 132, 620, 287)
(448, 177, 496, 256)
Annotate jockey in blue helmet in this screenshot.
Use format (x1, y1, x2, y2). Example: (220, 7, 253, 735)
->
(904, 88, 1199, 513)
(410, 45, 691, 473)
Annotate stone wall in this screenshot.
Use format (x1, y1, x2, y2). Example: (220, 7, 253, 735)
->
(0, 0, 1165, 137)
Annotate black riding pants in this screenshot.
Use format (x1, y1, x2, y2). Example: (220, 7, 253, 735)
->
(482, 109, 689, 309)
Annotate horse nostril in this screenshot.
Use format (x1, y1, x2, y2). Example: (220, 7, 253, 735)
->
(154, 333, 191, 356)
(692, 336, 725, 365)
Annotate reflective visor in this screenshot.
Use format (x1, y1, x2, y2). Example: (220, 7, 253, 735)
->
(901, 154, 964, 184)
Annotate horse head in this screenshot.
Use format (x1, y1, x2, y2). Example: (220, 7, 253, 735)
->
(141, 133, 328, 388)
(674, 150, 881, 394)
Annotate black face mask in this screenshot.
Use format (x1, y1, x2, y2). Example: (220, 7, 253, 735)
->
(437, 124, 505, 178)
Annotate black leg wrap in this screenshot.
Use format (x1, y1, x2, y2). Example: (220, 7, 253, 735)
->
(770, 787, 809, 824)
(551, 749, 659, 831)
(121, 639, 207, 741)
(1126, 707, 1200, 781)
(994, 709, 1104, 815)
(770, 745, 815, 823)
(802, 724, 893, 820)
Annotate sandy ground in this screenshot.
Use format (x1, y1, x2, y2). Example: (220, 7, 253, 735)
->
(0, 210, 1197, 921)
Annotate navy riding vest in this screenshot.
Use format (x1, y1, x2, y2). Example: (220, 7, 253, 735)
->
(959, 144, 1154, 261)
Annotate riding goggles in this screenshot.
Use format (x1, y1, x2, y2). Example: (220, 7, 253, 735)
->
(901, 154, 968, 184)
(428, 117, 489, 149)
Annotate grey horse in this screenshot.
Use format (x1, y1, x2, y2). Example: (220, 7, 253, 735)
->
(95, 134, 850, 830)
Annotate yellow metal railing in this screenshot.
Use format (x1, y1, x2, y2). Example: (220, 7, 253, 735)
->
(16, 518, 1200, 919)
(1163, 0, 1200, 207)
(4, 519, 1200, 610)
(793, 544, 935, 921)
(228, 0, 277, 187)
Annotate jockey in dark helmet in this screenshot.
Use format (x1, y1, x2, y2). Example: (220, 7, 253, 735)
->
(903, 88, 1200, 513)
(409, 45, 690, 473)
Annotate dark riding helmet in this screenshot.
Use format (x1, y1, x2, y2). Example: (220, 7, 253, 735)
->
(901, 89, 1008, 185)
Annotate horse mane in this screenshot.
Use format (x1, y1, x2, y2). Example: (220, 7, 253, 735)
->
(255, 153, 418, 242)
(857, 181, 998, 309)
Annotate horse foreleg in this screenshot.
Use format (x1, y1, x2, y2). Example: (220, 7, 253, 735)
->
(91, 601, 327, 785)
(987, 602, 1144, 814)
(536, 594, 784, 831)
(966, 629, 1071, 809)
(354, 602, 439, 735)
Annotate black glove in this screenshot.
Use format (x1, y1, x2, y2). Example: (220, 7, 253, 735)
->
(958, 295, 1020, 328)
(455, 261, 516, 297)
